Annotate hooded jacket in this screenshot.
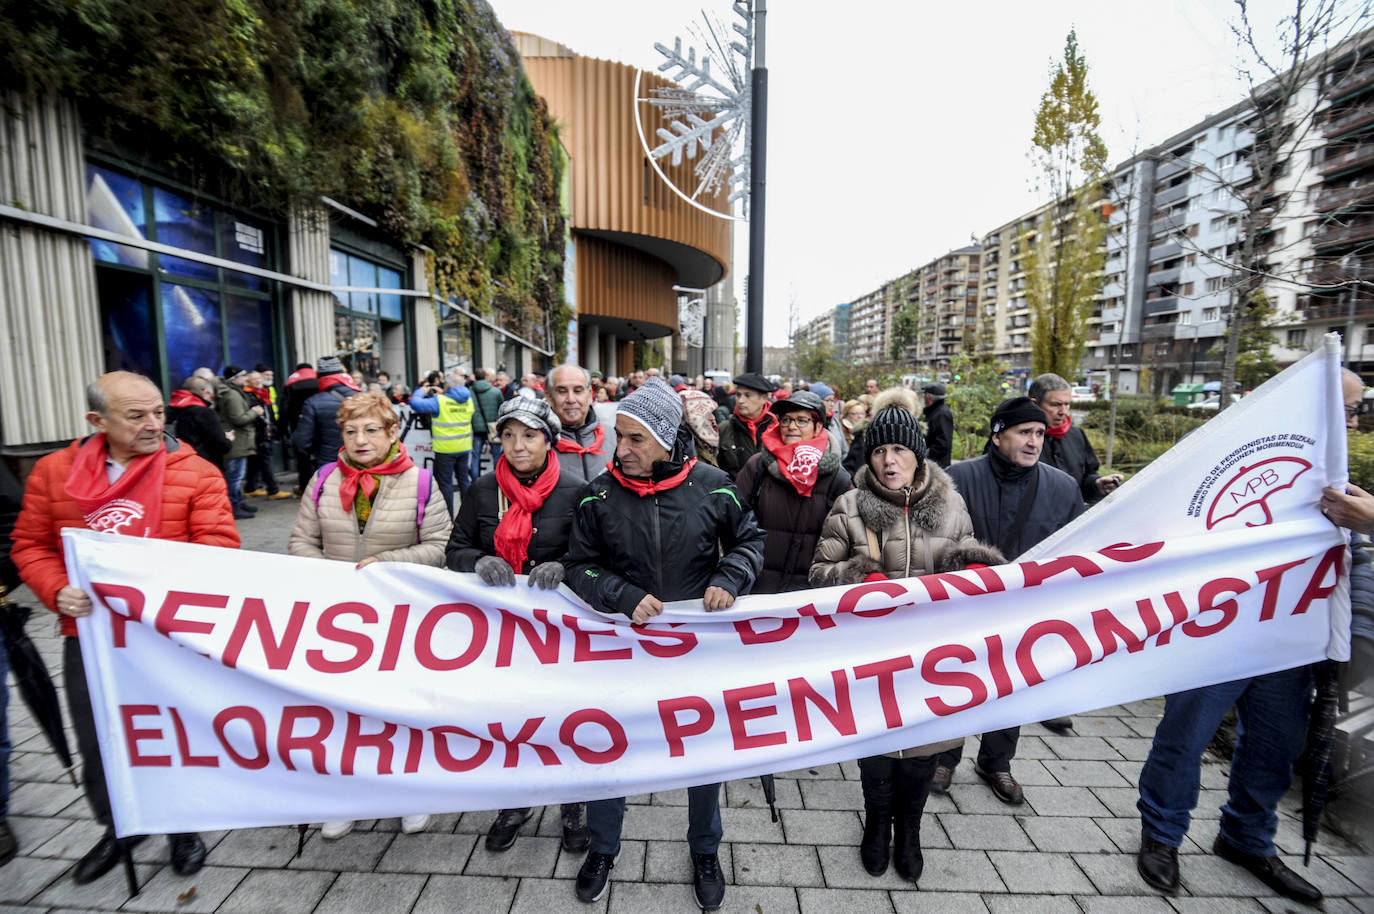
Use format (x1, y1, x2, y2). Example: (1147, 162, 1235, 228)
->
(213, 378, 258, 459)
(168, 389, 233, 471)
(565, 426, 765, 616)
(946, 451, 1084, 559)
(555, 403, 618, 481)
(842, 387, 923, 476)
(469, 379, 505, 437)
(446, 459, 585, 573)
(291, 386, 359, 466)
(12, 434, 240, 636)
(734, 443, 852, 594)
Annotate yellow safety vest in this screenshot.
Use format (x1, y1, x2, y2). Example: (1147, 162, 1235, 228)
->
(432, 394, 475, 453)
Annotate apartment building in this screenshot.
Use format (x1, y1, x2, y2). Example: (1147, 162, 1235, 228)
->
(847, 286, 893, 364)
(981, 206, 1050, 376)
(906, 246, 981, 368)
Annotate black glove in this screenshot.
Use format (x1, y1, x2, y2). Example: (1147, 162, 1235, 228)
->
(474, 555, 516, 587)
(527, 561, 565, 590)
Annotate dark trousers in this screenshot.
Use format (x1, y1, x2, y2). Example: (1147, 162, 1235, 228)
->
(432, 450, 471, 516)
(587, 783, 721, 856)
(936, 727, 1020, 774)
(63, 637, 112, 827)
(293, 447, 315, 494)
(245, 440, 279, 494)
(859, 753, 938, 824)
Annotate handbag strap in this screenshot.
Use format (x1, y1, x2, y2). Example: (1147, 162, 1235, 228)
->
(865, 527, 881, 561)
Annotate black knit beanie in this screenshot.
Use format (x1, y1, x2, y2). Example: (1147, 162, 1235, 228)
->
(989, 397, 1049, 435)
(864, 406, 927, 467)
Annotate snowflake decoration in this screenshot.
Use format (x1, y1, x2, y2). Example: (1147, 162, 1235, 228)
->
(637, 1, 753, 219)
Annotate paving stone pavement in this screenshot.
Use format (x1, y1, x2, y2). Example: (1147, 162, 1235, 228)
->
(3, 488, 1372, 912)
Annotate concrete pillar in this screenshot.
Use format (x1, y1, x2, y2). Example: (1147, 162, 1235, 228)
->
(604, 334, 618, 377)
(288, 204, 335, 365)
(410, 250, 438, 377)
(583, 324, 601, 373)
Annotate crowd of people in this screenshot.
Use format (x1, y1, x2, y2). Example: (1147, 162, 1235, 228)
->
(0, 358, 1366, 912)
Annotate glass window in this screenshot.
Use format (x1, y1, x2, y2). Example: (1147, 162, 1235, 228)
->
(348, 254, 378, 315)
(97, 270, 157, 378)
(86, 165, 149, 268)
(154, 188, 218, 281)
(161, 282, 223, 382)
(218, 211, 267, 291)
(379, 265, 404, 321)
(226, 295, 273, 370)
(329, 249, 348, 287)
(336, 314, 380, 376)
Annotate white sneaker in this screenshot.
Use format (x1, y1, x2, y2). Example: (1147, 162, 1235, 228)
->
(400, 814, 431, 835)
(321, 820, 355, 840)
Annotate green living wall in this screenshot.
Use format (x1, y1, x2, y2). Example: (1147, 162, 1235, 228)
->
(1, 0, 568, 350)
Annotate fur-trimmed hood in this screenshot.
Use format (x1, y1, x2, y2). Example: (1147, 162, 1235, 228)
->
(850, 386, 921, 437)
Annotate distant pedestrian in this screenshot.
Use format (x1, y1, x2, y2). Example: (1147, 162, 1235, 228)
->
(213, 365, 262, 519)
(716, 372, 779, 479)
(409, 369, 475, 514)
(920, 383, 954, 468)
(291, 356, 360, 470)
(167, 376, 233, 472)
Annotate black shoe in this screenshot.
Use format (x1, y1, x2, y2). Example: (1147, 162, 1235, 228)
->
(974, 765, 1024, 805)
(168, 833, 206, 876)
(0, 820, 16, 866)
(930, 765, 953, 795)
(240, 502, 258, 513)
(1136, 832, 1179, 894)
(73, 832, 144, 885)
(561, 804, 590, 854)
(1212, 835, 1322, 905)
(692, 852, 726, 911)
(233, 506, 255, 519)
(575, 850, 617, 903)
(893, 824, 924, 885)
(1042, 716, 1074, 734)
(485, 807, 532, 852)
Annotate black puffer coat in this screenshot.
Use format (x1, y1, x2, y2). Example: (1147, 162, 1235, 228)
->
(947, 451, 1084, 559)
(735, 446, 851, 594)
(445, 460, 585, 573)
(1042, 424, 1104, 504)
(717, 410, 778, 479)
(292, 388, 358, 467)
(565, 427, 765, 616)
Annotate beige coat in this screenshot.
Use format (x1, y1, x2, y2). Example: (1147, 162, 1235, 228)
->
(809, 462, 1003, 757)
(289, 465, 452, 566)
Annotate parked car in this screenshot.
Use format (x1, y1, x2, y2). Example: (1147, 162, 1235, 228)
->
(1071, 386, 1097, 403)
(1186, 393, 1242, 410)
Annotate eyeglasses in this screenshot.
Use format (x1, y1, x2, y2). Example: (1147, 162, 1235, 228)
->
(1346, 402, 1369, 418)
(777, 416, 815, 428)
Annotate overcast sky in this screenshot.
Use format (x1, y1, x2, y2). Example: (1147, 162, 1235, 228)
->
(486, 0, 1367, 346)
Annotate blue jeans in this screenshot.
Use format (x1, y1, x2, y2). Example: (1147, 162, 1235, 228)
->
(0, 635, 9, 819)
(586, 783, 721, 855)
(224, 457, 247, 508)
(432, 450, 471, 516)
(468, 439, 490, 485)
(1137, 665, 1313, 855)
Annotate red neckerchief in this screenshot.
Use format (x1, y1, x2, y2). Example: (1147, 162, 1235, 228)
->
(610, 458, 697, 497)
(1045, 414, 1071, 440)
(494, 455, 562, 572)
(733, 402, 773, 444)
(761, 423, 830, 497)
(335, 442, 415, 512)
(64, 433, 166, 537)
(319, 372, 361, 392)
(555, 421, 605, 456)
(168, 389, 203, 408)
(250, 386, 271, 407)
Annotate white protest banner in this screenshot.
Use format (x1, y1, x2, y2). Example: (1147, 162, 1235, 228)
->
(66, 337, 1351, 836)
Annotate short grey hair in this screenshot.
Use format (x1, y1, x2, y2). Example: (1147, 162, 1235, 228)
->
(192, 367, 216, 382)
(183, 377, 213, 397)
(445, 368, 466, 388)
(549, 363, 592, 387)
(1028, 373, 1071, 403)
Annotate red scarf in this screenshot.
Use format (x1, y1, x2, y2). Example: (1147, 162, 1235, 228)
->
(1045, 414, 1072, 440)
(555, 422, 605, 456)
(494, 455, 561, 572)
(610, 458, 697, 497)
(64, 433, 166, 537)
(319, 372, 361, 392)
(733, 402, 773, 444)
(335, 442, 415, 512)
(761, 423, 830, 497)
(286, 366, 317, 386)
(168, 389, 204, 409)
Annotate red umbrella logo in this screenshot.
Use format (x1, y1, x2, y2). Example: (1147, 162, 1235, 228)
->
(1206, 456, 1313, 529)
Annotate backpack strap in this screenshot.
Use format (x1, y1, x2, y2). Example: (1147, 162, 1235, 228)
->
(865, 527, 882, 562)
(311, 461, 338, 513)
(416, 468, 432, 531)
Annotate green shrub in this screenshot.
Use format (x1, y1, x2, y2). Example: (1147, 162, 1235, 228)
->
(1349, 431, 1374, 491)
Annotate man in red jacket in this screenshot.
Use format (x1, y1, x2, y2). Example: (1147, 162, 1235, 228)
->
(11, 371, 239, 885)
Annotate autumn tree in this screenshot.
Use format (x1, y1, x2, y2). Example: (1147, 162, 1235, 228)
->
(1025, 30, 1110, 379)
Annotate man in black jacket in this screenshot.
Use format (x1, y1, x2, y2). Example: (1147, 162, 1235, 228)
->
(1029, 373, 1122, 505)
(921, 382, 954, 468)
(935, 397, 1083, 805)
(167, 377, 234, 472)
(564, 377, 764, 911)
(716, 372, 778, 478)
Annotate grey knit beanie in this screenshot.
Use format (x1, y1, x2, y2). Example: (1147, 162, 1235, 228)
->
(618, 376, 683, 450)
(316, 355, 344, 375)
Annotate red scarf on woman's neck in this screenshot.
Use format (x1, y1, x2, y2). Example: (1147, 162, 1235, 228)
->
(733, 402, 773, 444)
(494, 455, 561, 572)
(335, 442, 414, 512)
(761, 423, 830, 497)
(555, 422, 605, 456)
(1045, 414, 1072, 440)
(64, 434, 166, 537)
(610, 458, 697, 497)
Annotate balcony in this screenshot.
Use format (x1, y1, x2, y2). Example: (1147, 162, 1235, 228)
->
(1324, 104, 1374, 139)
(1327, 63, 1374, 103)
(1308, 259, 1374, 288)
(1315, 182, 1374, 212)
(1301, 298, 1374, 321)
(1319, 144, 1374, 178)
(1154, 183, 1189, 207)
(1148, 239, 1182, 262)
(1312, 220, 1374, 251)
(1147, 267, 1182, 287)
(1145, 296, 1179, 315)
(1142, 323, 1178, 342)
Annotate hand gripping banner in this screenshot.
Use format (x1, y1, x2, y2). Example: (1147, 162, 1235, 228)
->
(67, 337, 1352, 836)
